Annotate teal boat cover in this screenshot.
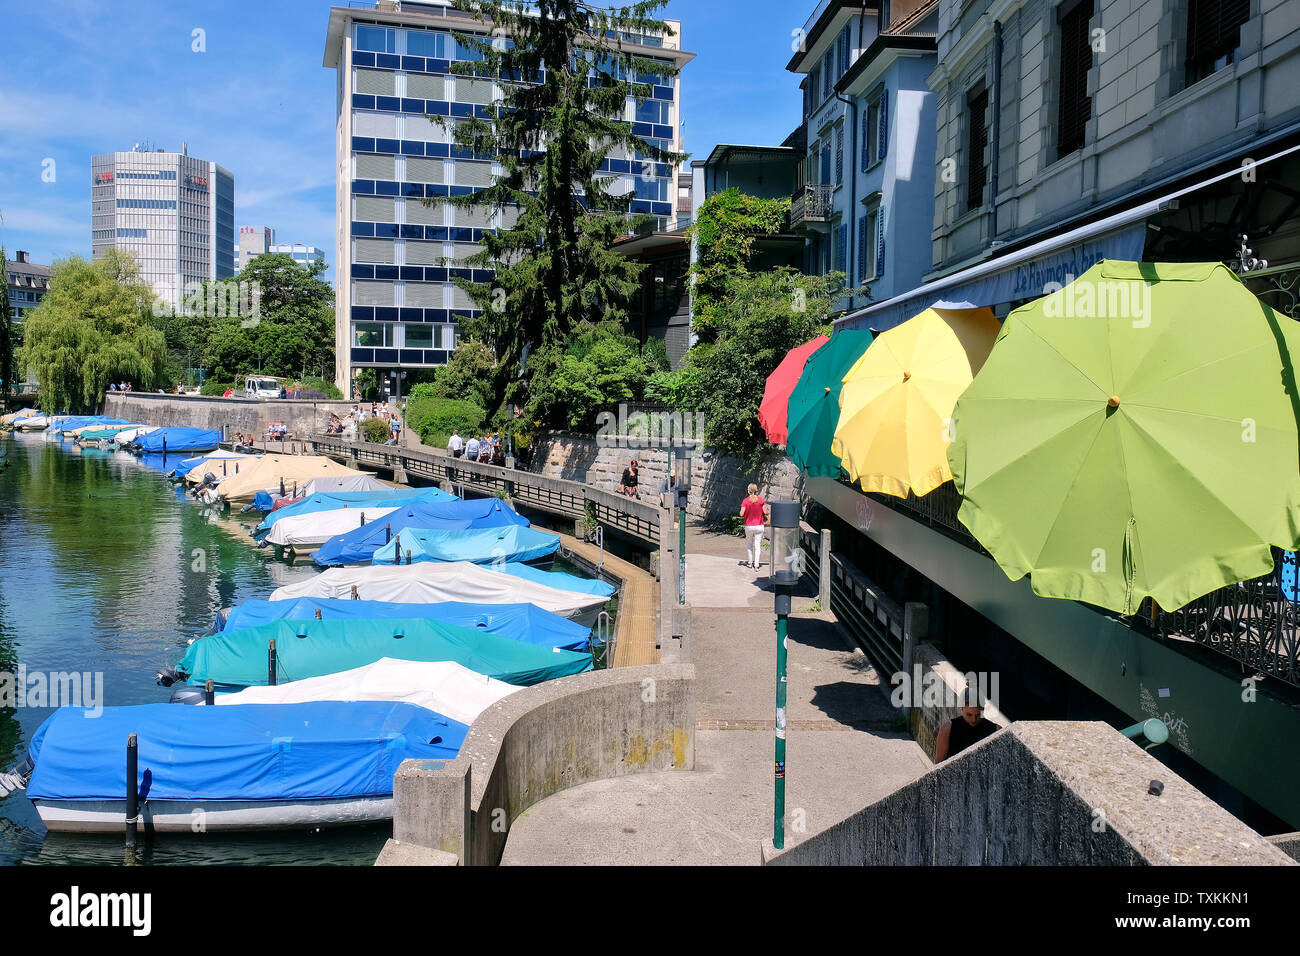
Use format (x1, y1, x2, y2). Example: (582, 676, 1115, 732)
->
(498, 562, 616, 597)
(219, 598, 592, 651)
(178, 617, 592, 689)
(373, 526, 560, 566)
(25, 701, 465, 802)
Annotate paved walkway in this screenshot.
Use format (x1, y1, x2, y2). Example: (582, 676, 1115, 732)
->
(500, 523, 930, 865)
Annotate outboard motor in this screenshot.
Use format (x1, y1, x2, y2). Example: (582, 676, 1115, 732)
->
(169, 685, 209, 705)
(192, 472, 219, 497)
(0, 753, 34, 794)
(156, 665, 181, 687)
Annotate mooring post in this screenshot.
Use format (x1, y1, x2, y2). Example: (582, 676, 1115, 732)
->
(125, 733, 139, 848)
(204, 679, 214, 706)
(350, 585, 359, 601)
(268, 638, 278, 686)
(279, 478, 285, 497)
(314, 608, 322, 620)
(385, 522, 391, 544)
(405, 548, 412, 566)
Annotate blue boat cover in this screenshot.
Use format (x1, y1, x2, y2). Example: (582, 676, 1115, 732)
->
(498, 562, 616, 597)
(313, 499, 530, 566)
(25, 701, 465, 802)
(373, 526, 560, 566)
(136, 427, 222, 452)
(219, 598, 591, 650)
(178, 617, 592, 689)
(138, 452, 189, 473)
(252, 487, 458, 538)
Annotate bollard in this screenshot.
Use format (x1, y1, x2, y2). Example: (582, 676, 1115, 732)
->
(125, 733, 139, 847)
(268, 638, 278, 686)
(204, 679, 214, 706)
(279, 478, 285, 497)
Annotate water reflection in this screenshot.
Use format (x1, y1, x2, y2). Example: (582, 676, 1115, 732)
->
(0, 433, 382, 865)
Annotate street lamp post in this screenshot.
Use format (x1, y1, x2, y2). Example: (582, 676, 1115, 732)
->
(673, 445, 691, 605)
(769, 500, 801, 850)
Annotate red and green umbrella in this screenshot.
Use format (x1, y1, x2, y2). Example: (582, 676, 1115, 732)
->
(758, 335, 829, 445)
(785, 329, 874, 478)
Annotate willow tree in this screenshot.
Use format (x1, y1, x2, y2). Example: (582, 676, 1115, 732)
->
(424, 0, 685, 417)
(18, 250, 165, 412)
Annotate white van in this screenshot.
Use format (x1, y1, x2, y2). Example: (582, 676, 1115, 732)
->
(244, 376, 282, 399)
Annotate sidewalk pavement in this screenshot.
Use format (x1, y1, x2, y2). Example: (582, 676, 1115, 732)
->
(499, 521, 930, 865)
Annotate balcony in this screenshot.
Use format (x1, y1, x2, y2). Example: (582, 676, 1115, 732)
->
(790, 183, 834, 233)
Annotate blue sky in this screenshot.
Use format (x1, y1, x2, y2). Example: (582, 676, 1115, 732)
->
(0, 0, 805, 284)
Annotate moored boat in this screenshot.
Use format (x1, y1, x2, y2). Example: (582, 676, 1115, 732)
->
(372, 525, 561, 566)
(311, 499, 529, 566)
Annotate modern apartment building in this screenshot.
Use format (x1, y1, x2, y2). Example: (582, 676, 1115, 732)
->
(271, 242, 326, 267)
(90, 145, 235, 310)
(237, 227, 327, 270)
(322, 0, 692, 393)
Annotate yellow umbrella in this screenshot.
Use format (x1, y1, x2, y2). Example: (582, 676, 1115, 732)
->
(832, 306, 1000, 498)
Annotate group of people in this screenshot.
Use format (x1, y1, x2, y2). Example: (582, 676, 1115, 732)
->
(108, 382, 133, 392)
(446, 429, 505, 465)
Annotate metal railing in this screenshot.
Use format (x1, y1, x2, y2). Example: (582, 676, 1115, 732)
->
(310, 435, 661, 546)
(790, 183, 834, 228)
(866, 479, 1300, 689)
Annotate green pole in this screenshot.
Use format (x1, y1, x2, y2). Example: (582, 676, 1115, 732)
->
(678, 499, 686, 605)
(774, 609, 788, 849)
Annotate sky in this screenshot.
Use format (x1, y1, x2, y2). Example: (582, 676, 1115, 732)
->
(0, 0, 807, 284)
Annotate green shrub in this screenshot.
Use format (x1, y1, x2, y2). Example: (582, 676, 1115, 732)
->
(295, 376, 343, 400)
(201, 380, 236, 397)
(362, 417, 392, 443)
(407, 396, 486, 448)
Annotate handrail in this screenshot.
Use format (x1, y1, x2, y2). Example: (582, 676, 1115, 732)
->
(310, 435, 661, 546)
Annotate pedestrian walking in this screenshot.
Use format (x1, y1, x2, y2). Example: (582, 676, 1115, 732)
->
(739, 483, 769, 570)
(448, 428, 464, 458)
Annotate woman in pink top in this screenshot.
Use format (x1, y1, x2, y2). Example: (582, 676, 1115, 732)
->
(739, 483, 770, 571)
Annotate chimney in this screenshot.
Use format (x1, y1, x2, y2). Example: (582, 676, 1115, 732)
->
(15, 251, 29, 264)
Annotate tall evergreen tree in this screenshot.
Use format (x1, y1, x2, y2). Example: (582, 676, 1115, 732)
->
(423, 0, 685, 415)
(0, 247, 14, 402)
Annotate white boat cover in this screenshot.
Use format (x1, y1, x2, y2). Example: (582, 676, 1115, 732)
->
(216, 455, 363, 502)
(112, 426, 159, 444)
(270, 561, 608, 625)
(216, 658, 518, 726)
(299, 475, 394, 496)
(264, 504, 402, 549)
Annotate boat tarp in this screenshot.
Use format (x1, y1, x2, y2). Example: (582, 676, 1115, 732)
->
(80, 424, 145, 440)
(217, 658, 519, 726)
(1, 408, 40, 424)
(112, 426, 159, 445)
(178, 617, 593, 688)
(499, 562, 617, 597)
(219, 597, 592, 651)
(313, 499, 530, 566)
(264, 505, 403, 549)
(25, 701, 465, 802)
(253, 486, 457, 537)
(136, 427, 223, 452)
(373, 525, 560, 566)
(253, 474, 395, 513)
(176, 451, 254, 479)
(215, 456, 362, 502)
(269, 562, 608, 624)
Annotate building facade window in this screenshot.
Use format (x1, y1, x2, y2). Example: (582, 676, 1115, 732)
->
(862, 87, 889, 169)
(1057, 0, 1094, 157)
(1185, 0, 1250, 87)
(965, 83, 989, 213)
(834, 125, 844, 185)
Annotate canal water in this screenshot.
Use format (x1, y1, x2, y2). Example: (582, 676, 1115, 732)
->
(0, 433, 385, 865)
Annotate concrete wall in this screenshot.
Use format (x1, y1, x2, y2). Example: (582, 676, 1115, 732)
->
(529, 431, 803, 524)
(104, 392, 354, 441)
(764, 721, 1296, 865)
(384, 663, 695, 865)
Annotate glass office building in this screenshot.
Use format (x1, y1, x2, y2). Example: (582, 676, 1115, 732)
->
(91, 145, 235, 311)
(322, 0, 692, 393)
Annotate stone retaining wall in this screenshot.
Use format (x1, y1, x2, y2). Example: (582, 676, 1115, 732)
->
(529, 431, 802, 523)
(104, 392, 356, 440)
(762, 721, 1295, 866)
(382, 663, 695, 866)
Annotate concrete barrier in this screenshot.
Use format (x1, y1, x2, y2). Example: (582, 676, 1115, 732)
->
(104, 392, 354, 440)
(762, 721, 1295, 866)
(382, 663, 695, 865)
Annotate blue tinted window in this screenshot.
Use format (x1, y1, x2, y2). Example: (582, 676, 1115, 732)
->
(406, 31, 446, 58)
(456, 36, 486, 61)
(356, 26, 395, 53)
(635, 99, 668, 124)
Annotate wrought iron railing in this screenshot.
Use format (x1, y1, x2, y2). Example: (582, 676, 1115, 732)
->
(790, 184, 834, 228)
(860, 479, 1300, 689)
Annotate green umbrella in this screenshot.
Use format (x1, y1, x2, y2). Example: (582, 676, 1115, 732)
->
(785, 329, 873, 477)
(947, 260, 1300, 614)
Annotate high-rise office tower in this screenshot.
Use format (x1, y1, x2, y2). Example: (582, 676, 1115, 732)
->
(91, 143, 235, 310)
